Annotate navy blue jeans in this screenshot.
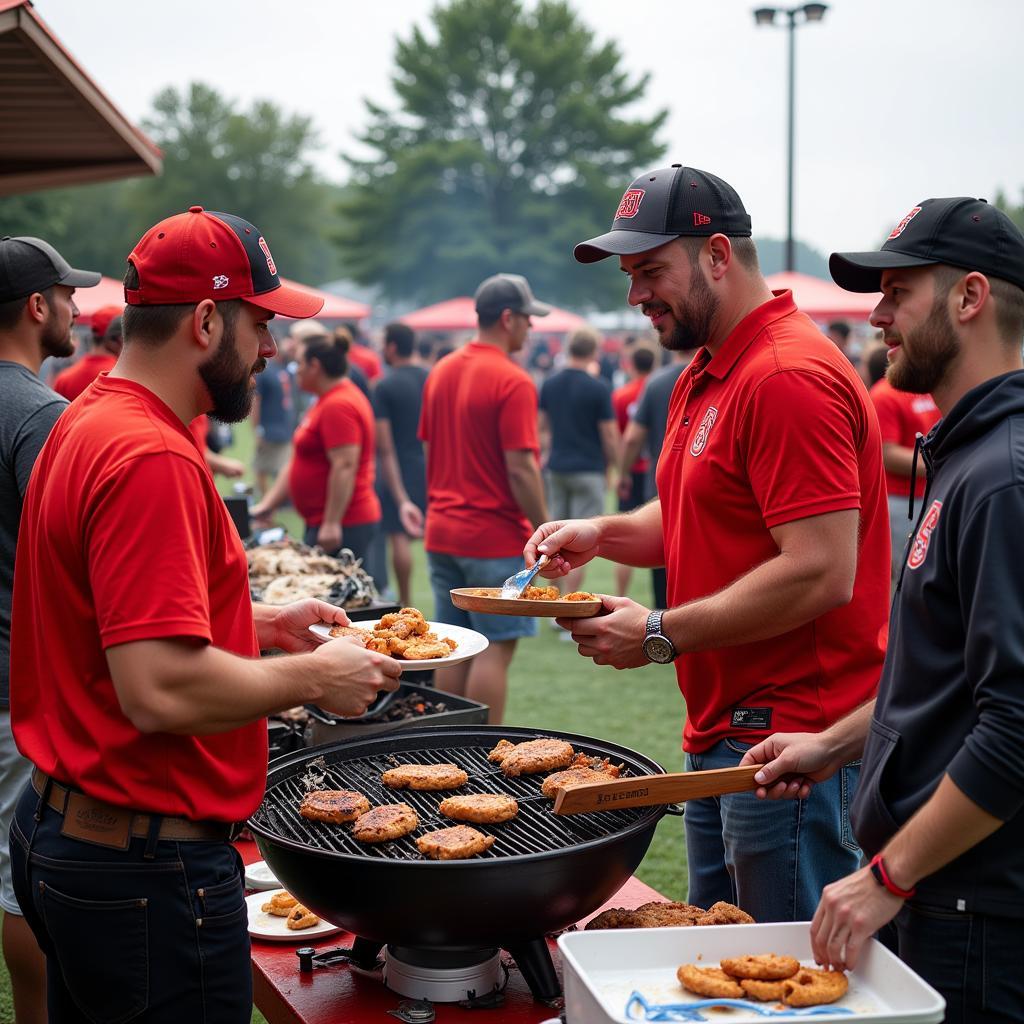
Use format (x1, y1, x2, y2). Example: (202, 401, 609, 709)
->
(10, 783, 252, 1023)
(897, 901, 1024, 1023)
(684, 738, 862, 921)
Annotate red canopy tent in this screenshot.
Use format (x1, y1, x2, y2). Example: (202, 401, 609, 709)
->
(765, 272, 879, 321)
(74, 277, 369, 327)
(401, 296, 586, 333)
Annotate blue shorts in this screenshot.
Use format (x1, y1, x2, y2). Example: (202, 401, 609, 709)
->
(427, 551, 538, 643)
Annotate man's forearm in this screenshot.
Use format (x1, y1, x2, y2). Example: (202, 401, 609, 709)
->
(822, 700, 875, 763)
(882, 442, 917, 477)
(595, 499, 665, 568)
(507, 463, 548, 529)
(619, 434, 645, 480)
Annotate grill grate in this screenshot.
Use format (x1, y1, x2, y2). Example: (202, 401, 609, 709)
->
(252, 738, 659, 861)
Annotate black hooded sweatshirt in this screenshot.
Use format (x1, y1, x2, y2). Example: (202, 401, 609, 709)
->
(850, 369, 1024, 916)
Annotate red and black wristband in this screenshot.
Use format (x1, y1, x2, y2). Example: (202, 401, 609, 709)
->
(869, 853, 916, 900)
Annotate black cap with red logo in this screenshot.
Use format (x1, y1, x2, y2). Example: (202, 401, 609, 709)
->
(830, 197, 1024, 294)
(125, 206, 323, 318)
(574, 165, 752, 264)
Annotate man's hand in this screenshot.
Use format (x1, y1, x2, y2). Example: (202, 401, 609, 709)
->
(268, 599, 350, 654)
(399, 500, 424, 538)
(811, 866, 903, 972)
(311, 639, 402, 717)
(525, 518, 601, 577)
(316, 521, 343, 553)
(557, 594, 649, 669)
(740, 733, 844, 800)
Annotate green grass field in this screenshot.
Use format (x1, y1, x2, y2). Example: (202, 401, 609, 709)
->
(0, 421, 689, 1022)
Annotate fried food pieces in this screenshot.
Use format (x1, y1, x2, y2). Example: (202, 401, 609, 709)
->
(381, 763, 469, 791)
(327, 624, 372, 641)
(781, 968, 849, 1006)
(261, 891, 298, 916)
(299, 789, 371, 824)
(351, 803, 419, 843)
(415, 825, 496, 860)
(328, 607, 457, 661)
(586, 900, 753, 930)
(564, 591, 598, 601)
(540, 756, 624, 798)
(438, 793, 519, 824)
(699, 901, 756, 925)
(487, 737, 575, 776)
(676, 965, 745, 999)
(285, 905, 321, 930)
(520, 585, 560, 600)
(721, 954, 800, 980)
(740, 978, 788, 1001)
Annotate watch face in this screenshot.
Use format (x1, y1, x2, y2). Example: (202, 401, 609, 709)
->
(643, 635, 675, 664)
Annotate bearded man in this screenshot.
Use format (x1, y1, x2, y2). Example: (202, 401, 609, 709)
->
(525, 166, 890, 922)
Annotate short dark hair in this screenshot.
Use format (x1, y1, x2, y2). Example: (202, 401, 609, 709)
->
(477, 308, 503, 330)
(567, 326, 600, 360)
(304, 328, 350, 377)
(932, 265, 1024, 346)
(865, 344, 889, 387)
(675, 235, 759, 272)
(417, 338, 434, 360)
(0, 286, 54, 332)
(385, 321, 415, 358)
(631, 347, 655, 374)
(828, 321, 851, 340)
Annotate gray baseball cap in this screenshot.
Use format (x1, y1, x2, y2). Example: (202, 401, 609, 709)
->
(474, 274, 551, 319)
(0, 236, 101, 302)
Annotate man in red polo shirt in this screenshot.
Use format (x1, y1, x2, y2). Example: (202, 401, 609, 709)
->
(51, 303, 122, 400)
(8, 207, 401, 1022)
(420, 274, 549, 723)
(525, 166, 890, 922)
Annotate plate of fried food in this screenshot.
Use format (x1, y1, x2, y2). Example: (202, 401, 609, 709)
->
(449, 586, 603, 618)
(246, 890, 342, 942)
(309, 606, 488, 670)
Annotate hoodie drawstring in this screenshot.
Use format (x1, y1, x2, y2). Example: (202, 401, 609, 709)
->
(908, 432, 923, 522)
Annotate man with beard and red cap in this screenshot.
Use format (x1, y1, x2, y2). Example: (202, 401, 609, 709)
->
(8, 208, 402, 1022)
(743, 198, 1024, 1022)
(524, 166, 890, 922)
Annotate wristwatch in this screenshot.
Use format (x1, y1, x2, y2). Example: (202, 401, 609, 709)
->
(642, 610, 678, 664)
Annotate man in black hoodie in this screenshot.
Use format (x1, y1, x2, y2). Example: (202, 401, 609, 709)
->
(742, 197, 1024, 1022)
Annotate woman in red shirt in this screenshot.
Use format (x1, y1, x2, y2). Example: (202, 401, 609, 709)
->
(253, 333, 383, 584)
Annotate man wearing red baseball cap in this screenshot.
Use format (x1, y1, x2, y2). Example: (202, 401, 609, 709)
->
(52, 302, 123, 400)
(8, 207, 402, 1022)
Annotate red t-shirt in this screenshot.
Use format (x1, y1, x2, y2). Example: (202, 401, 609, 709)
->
(613, 375, 650, 474)
(656, 291, 889, 753)
(420, 341, 539, 558)
(52, 353, 117, 401)
(10, 376, 265, 821)
(289, 378, 380, 527)
(348, 343, 382, 382)
(188, 412, 209, 451)
(869, 378, 940, 498)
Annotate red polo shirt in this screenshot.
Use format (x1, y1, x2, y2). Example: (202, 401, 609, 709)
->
(869, 378, 940, 498)
(420, 341, 539, 558)
(52, 353, 117, 401)
(657, 291, 889, 753)
(289, 378, 380, 527)
(10, 376, 266, 821)
(613, 375, 651, 474)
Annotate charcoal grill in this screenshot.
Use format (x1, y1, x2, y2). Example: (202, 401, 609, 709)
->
(248, 725, 671, 1002)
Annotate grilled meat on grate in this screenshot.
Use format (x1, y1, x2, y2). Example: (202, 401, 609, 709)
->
(299, 789, 371, 824)
(416, 825, 496, 860)
(381, 763, 469, 791)
(352, 803, 419, 843)
(488, 738, 575, 776)
(438, 793, 519, 824)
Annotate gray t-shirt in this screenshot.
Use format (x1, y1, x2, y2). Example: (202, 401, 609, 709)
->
(0, 362, 66, 706)
(633, 361, 688, 500)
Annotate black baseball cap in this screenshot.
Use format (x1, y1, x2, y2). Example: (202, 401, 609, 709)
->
(474, 274, 551, 318)
(574, 165, 753, 264)
(830, 197, 1024, 293)
(0, 236, 101, 303)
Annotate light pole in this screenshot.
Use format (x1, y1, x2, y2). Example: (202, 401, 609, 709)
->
(753, 3, 828, 272)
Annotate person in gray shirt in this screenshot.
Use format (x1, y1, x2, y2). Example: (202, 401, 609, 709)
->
(0, 235, 99, 1022)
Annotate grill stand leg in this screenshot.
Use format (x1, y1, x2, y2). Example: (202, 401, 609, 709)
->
(505, 939, 560, 1002)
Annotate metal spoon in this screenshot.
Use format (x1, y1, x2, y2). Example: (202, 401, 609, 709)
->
(500, 554, 550, 599)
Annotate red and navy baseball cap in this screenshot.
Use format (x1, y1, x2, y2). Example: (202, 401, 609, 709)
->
(574, 165, 753, 264)
(830, 197, 1024, 293)
(125, 207, 324, 318)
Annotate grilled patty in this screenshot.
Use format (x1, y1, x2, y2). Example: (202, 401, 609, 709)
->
(380, 763, 469, 791)
(487, 738, 575, 777)
(299, 789, 371, 824)
(541, 766, 619, 798)
(351, 803, 419, 843)
(438, 793, 519, 824)
(415, 825, 496, 860)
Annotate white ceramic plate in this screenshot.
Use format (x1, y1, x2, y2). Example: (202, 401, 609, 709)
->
(243, 859, 281, 892)
(246, 891, 342, 943)
(308, 620, 489, 671)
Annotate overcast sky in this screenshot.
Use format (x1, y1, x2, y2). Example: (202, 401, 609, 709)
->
(37, 0, 1024, 258)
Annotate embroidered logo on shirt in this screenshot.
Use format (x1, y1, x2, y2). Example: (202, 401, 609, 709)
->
(907, 499, 942, 570)
(615, 189, 645, 220)
(888, 206, 922, 240)
(689, 406, 719, 457)
(731, 707, 772, 730)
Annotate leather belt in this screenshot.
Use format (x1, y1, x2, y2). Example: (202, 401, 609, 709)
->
(32, 769, 238, 848)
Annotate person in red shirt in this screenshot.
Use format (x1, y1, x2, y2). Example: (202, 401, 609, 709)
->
(8, 207, 401, 1023)
(525, 166, 890, 922)
(420, 274, 550, 722)
(612, 344, 655, 595)
(342, 321, 383, 383)
(251, 331, 384, 587)
(51, 302, 122, 400)
(869, 377, 941, 578)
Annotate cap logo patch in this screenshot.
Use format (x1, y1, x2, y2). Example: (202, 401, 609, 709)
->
(888, 206, 922, 240)
(693, 212, 712, 227)
(615, 189, 645, 220)
(907, 499, 942, 570)
(689, 405, 718, 457)
(212, 275, 229, 290)
(257, 236, 277, 275)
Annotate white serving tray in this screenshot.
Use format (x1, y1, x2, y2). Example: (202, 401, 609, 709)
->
(558, 922, 945, 1023)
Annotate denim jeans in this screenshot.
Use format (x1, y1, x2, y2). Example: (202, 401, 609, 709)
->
(897, 901, 1024, 1023)
(10, 783, 252, 1023)
(684, 738, 861, 922)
